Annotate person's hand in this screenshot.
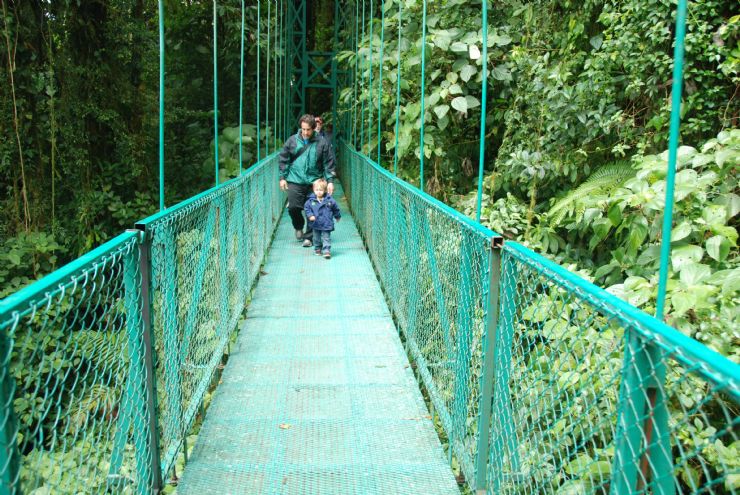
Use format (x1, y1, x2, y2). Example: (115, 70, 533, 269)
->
(279, 179, 288, 191)
(309, 216, 316, 221)
(327, 182, 335, 195)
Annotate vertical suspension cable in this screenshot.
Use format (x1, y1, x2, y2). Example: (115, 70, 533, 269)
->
(360, 0, 366, 151)
(392, 0, 402, 176)
(275, 0, 285, 141)
(272, 0, 277, 150)
(368, 0, 374, 155)
(475, 0, 488, 222)
(257, 0, 261, 161)
(419, 0, 427, 192)
(266, 0, 271, 155)
(239, 0, 245, 175)
(352, 0, 359, 148)
(213, 0, 219, 186)
(158, 0, 165, 209)
(656, 0, 688, 320)
(376, 0, 385, 165)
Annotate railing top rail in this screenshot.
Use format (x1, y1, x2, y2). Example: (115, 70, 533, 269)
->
(136, 151, 280, 231)
(342, 142, 499, 240)
(0, 230, 140, 324)
(505, 240, 740, 396)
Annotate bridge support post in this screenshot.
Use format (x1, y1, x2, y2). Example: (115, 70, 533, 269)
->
(474, 235, 504, 493)
(0, 326, 20, 494)
(611, 335, 673, 495)
(132, 229, 164, 493)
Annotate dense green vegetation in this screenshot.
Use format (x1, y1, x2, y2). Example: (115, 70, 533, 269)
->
(0, 1, 269, 296)
(339, 0, 738, 356)
(1, 0, 738, 493)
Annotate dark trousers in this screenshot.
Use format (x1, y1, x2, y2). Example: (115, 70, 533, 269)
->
(286, 182, 313, 240)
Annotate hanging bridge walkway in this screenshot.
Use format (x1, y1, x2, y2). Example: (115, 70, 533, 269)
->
(1, 0, 739, 493)
(1, 146, 738, 495)
(176, 184, 459, 494)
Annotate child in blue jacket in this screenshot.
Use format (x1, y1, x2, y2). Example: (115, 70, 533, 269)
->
(304, 178, 341, 258)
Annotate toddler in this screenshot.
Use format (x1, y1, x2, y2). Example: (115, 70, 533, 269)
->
(304, 178, 341, 258)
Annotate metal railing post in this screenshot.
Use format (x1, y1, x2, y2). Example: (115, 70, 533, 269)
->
(474, 235, 504, 493)
(131, 229, 164, 493)
(0, 325, 20, 495)
(611, 332, 673, 495)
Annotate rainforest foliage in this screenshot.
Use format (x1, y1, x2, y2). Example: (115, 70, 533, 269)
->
(0, 0, 281, 296)
(337, 0, 738, 358)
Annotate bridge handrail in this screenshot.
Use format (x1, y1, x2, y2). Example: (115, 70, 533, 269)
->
(339, 142, 739, 494)
(0, 153, 283, 494)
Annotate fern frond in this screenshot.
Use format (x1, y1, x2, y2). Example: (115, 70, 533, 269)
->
(548, 161, 635, 225)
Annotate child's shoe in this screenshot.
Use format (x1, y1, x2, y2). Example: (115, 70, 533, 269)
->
(323, 251, 331, 259)
(314, 250, 321, 256)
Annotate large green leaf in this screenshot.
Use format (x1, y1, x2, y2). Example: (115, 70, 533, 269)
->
(451, 96, 467, 113)
(460, 64, 477, 82)
(671, 245, 703, 272)
(706, 235, 730, 262)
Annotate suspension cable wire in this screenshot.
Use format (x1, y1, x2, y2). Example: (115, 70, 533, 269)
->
(419, 0, 427, 192)
(285, 0, 289, 139)
(475, 0, 488, 222)
(656, 0, 688, 320)
(352, 0, 359, 148)
(257, 0, 261, 161)
(360, 0, 366, 151)
(376, 0, 385, 166)
(392, 0, 402, 176)
(158, 0, 165, 209)
(272, 0, 277, 149)
(213, 0, 219, 186)
(368, 0, 374, 156)
(266, 0, 271, 155)
(238, 0, 245, 175)
(277, 0, 283, 142)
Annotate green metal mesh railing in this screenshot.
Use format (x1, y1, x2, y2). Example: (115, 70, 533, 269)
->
(136, 153, 282, 478)
(0, 154, 283, 494)
(339, 143, 740, 495)
(339, 142, 496, 484)
(0, 232, 156, 494)
(492, 243, 740, 495)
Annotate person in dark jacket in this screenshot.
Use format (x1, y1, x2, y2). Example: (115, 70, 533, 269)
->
(304, 178, 341, 259)
(279, 114, 336, 247)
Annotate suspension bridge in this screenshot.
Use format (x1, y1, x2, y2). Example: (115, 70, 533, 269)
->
(1, 0, 738, 494)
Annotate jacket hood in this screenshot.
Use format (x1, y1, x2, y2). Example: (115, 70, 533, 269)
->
(307, 193, 333, 201)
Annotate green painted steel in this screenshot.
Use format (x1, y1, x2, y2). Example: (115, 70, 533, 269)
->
(257, 0, 261, 162)
(419, 0, 427, 192)
(158, 0, 165, 210)
(392, 0, 402, 175)
(176, 184, 459, 494)
(266, 0, 271, 155)
(475, 0, 488, 223)
(376, 0, 385, 166)
(490, 242, 739, 495)
(0, 232, 155, 493)
(1, 145, 738, 495)
(339, 142, 497, 486)
(338, 142, 740, 494)
(239, 0, 245, 174)
(2, 2, 739, 493)
(213, 0, 219, 186)
(139, 153, 283, 479)
(288, 0, 306, 125)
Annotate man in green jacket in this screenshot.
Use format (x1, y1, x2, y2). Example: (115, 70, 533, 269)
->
(279, 114, 336, 247)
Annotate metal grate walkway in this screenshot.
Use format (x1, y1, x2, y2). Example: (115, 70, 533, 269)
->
(177, 185, 460, 494)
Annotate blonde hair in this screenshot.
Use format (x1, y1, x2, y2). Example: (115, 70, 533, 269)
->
(313, 178, 328, 191)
